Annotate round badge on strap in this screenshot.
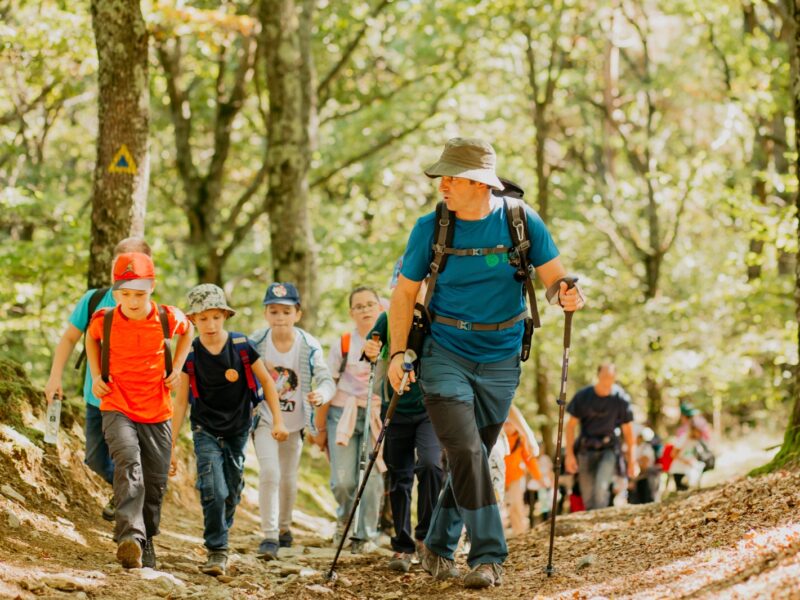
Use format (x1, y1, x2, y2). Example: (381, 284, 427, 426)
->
(225, 368, 239, 382)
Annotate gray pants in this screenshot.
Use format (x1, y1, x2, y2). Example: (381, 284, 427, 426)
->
(102, 411, 171, 543)
(577, 449, 617, 510)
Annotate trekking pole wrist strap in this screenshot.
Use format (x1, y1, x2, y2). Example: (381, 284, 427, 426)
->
(545, 275, 580, 306)
(390, 350, 406, 360)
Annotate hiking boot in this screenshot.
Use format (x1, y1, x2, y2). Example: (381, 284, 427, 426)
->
(141, 538, 156, 569)
(463, 563, 503, 589)
(387, 551, 413, 572)
(332, 527, 346, 548)
(419, 544, 460, 580)
(201, 550, 228, 577)
(102, 497, 115, 522)
(278, 529, 293, 548)
(116, 537, 142, 569)
(257, 538, 279, 561)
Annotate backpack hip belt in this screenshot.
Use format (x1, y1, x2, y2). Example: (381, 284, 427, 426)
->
(432, 309, 527, 332)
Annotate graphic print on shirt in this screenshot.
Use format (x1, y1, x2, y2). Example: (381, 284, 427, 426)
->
(271, 366, 299, 413)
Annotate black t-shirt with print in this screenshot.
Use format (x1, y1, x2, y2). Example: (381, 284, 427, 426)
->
(182, 333, 260, 438)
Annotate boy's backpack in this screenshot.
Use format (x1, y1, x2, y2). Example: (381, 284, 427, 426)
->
(696, 439, 715, 472)
(101, 305, 173, 383)
(337, 332, 351, 378)
(74, 287, 111, 370)
(185, 334, 263, 407)
(422, 196, 541, 361)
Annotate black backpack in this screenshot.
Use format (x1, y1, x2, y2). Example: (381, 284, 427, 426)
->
(421, 189, 541, 361)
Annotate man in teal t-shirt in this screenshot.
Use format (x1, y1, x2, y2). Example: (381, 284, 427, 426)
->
(386, 138, 585, 589)
(44, 238, 152, 521)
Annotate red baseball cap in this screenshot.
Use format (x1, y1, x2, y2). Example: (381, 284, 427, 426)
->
(113, 252, 156, 291)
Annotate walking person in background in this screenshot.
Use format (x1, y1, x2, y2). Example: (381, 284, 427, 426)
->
(564, 363, 636, 511)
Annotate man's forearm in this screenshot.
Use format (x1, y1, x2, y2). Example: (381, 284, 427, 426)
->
(388, 290, 414, 355)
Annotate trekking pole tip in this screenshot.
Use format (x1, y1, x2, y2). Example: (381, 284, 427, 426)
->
(545, 564, 555, 577)
(325, 569, 338, 582)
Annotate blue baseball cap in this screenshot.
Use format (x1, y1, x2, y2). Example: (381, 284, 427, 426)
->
(262, 282, 301, 306)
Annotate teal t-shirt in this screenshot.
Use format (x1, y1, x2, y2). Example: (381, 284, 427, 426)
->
(401, 197, 559, 362)
(369, 311, 425, 415)
(68, 288, 116, 407)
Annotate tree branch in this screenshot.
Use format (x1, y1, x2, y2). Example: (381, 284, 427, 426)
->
(317, 0, 391, 106)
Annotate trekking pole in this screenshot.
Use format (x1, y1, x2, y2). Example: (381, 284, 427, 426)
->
(545, 276, 578, 577)
(327, 350, 417, 582)
(350, 332, 381, 544)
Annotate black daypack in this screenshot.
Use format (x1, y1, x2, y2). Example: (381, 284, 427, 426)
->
(421, 192, 541, 361)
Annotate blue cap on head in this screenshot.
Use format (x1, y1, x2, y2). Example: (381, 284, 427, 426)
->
(262, 282, 301, 306)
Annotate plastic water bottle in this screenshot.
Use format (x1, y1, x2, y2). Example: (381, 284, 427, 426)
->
(44, 393, 62, 445)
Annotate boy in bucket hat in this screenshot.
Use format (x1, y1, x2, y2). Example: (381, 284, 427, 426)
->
(85, 252, 193, 570)
(387, 137, 585, 588)
(249, 282, 336, 560)
(170, 284, 288, 577)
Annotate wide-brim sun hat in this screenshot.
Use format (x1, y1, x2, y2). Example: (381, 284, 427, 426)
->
(424, 137, 504, 190)
(186, 283, 236, 317)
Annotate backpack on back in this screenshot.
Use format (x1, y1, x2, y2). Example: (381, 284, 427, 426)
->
(100, 305, 173, 383)
(74, 287, 110, 371)
(185, 334, 263, 407)
(422, 195, 541, 361)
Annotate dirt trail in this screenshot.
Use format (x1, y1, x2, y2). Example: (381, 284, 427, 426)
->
(1, 361, 799, 599)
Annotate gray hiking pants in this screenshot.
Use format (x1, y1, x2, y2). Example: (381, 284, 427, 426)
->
(102, 410, 171, 543)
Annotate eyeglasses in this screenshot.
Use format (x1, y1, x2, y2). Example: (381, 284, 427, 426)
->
(351, 301, 378, 312)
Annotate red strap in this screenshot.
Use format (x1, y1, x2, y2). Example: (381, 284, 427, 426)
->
(341, 332, 351, 354)
(239, 348, 257, 392)
(186, 359, 200, 401)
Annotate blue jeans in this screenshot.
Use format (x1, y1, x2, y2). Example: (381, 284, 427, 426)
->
(577, 449, 617, 510)
(192, 426, 249, 551)
(418, 338, 521, 567)
(86, 403, 114, 485)
(327, 405, 384, 541)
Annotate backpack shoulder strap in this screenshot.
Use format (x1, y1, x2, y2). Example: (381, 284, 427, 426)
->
(505, 198, 541, 327)
(231, 334, 258, 395)
(75, 287, 111, 370)
(158, 305, 173, 377)
(338, 332, 351, 376)
(101, 308, 114, 383)
(423, 201, 455, 308)
(186, 340, 199, 403)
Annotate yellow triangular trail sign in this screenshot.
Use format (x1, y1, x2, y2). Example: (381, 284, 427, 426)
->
(108, 144, 137, 174)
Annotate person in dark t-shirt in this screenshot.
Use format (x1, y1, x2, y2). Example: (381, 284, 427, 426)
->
(170, 284, 287, 577)
(564, 363, 636, 510)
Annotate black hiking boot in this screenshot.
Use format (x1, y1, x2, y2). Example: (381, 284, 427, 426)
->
(278, 529, 293, 548)
(201, 550, 228, 577)
(141, 538, 156, 569)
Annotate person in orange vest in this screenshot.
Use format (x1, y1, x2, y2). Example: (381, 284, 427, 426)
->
(503, 407, 546, 537)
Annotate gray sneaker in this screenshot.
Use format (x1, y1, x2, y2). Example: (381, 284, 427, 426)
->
(201, 550, 228, 576)
(419, 544, 460, 580)
(387, 552, 413, 572)
(463, 563, 503, 589)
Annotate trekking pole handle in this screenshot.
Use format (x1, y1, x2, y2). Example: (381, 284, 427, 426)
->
(561, 276, 578, 348)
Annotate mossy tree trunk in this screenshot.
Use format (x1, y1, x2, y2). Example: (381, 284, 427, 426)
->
(260, 0, 317, 324)
(88, 0, 149, 288)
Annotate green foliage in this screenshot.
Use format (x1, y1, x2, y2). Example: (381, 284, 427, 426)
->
(0, 0, 796, 442)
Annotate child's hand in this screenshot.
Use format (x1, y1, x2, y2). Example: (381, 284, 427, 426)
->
(313, 430, 328, 451)
(169, 447, 178, 477)
(92, 377, 111, 398)
(44, 377, 63, 404)
(272, 422, 289, 442)
(306, 391, 324, 407)
(164, 369, 181, 390)
(363, 338, 382, 362)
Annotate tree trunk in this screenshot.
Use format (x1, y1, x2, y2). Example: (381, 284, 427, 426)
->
(644, 371, 664, 435)
(760, 0, 800, 473)
(261, 0, 317, 324)
(88, 0, 149, 288)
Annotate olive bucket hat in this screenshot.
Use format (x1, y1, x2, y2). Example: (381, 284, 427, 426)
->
(186, 283, 236, 317)
(424, 137, 504, 190)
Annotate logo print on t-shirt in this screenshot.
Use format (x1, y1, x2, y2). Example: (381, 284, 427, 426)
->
(271, 366, 299, 412)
